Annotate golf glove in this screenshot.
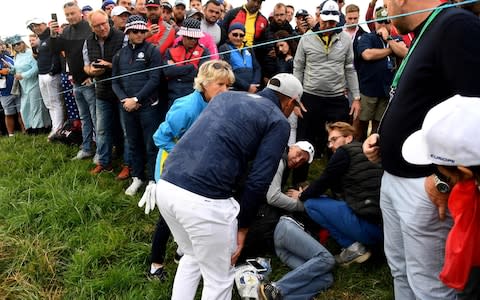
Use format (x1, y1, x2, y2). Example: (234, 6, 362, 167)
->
(138, 181, 156, 214)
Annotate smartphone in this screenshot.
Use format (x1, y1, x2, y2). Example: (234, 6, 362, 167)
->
(246, 259, 267, 272)
(92, 63, 107, 69)
(51, 13, 58, 22)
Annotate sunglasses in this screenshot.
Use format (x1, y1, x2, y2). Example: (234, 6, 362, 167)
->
(377, 20, 391, 24)
(13, 42, 23, 47)
(231, 32, 245, 38)
(130, 29, 147, 34)
(212, 62, 232, 71)
(321, 10, 340, 16)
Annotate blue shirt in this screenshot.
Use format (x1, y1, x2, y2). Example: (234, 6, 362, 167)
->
(356, 32, 397, 97)
(162, 89, 290, 227)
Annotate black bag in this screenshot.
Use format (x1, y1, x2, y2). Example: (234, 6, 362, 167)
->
(50, 119, 82, 146)
(239, 204, 285, 261)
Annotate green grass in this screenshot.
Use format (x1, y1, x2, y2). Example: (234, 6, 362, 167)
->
(0, 134, 393, 299)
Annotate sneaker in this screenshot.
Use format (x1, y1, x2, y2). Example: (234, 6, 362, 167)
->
(116, 165, 131, 181)
(92, 153, 100, 165)
(147, 266, 167, 282)
(125, 177, 144, 196)
(72, 149, 94, 160)
(47, 131, 57, 142)
(90, 164, 113, 175)
(335, 242, 371, 266)
(259, 283, 282, 300)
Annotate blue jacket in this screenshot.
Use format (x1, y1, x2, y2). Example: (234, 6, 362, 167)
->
(162, 88, 290, 227)
(112, 41, 162, 105)
(219, 42, 261, 91)
(153, 90, 208, 181)
(0, 54, 14, 97)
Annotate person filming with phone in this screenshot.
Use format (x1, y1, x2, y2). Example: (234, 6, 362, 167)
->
(82, 9, 128, 176)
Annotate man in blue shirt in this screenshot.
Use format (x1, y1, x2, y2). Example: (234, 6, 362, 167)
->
(355, 7, 407, 141)
(157, 73, 303, 300)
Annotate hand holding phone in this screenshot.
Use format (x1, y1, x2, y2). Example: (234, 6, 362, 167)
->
(92, 63, 107, 69)
(92, 59, 108, 69)
(50, 13, 59, 36)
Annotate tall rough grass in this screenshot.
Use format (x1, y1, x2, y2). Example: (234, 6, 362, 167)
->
(0, 134, 393, 299)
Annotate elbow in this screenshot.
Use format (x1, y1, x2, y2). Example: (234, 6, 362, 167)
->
(266, 192, 278, 206)
(361, 52, 373, 61)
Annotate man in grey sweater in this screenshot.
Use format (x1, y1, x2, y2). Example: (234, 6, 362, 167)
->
(293, 0, 360, 185)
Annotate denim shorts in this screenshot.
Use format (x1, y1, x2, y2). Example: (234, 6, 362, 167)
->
(0, 95, 20, 115)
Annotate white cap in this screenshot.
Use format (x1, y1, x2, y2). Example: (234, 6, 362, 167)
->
(26, 17, 47, 28)
(293, 141, 315, 164)
(319, 0, 340, 23)
(267, 73, 303, 102)
(402, 94, 480, 167)
(175, 0, 187, 7)
(112, 6, 131, 17)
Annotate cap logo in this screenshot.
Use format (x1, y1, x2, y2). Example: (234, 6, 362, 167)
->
(430, 154, 455, 164)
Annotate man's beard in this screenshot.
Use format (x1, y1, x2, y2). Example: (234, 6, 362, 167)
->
(149, 16, 160, 24)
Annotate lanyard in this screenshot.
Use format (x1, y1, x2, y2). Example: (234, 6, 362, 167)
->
(391, 7, 443, 89)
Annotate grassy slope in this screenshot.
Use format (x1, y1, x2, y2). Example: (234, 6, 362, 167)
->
(0, 135, 393, 299)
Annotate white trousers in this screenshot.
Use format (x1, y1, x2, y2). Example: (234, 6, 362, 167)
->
(38, 74, 64, 132)
(381, 172, 455, 300)
(156, 179, 239, 300)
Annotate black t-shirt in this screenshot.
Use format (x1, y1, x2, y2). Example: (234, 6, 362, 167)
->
(379, 7, 480, 178)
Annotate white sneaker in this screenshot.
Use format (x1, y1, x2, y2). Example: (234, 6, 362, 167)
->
(125, 177, 144, 196)
(72, 149, 94, 160)
(92, 153, 100, 165)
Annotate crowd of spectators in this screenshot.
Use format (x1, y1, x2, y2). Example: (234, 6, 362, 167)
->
(1, 0, 479, 299)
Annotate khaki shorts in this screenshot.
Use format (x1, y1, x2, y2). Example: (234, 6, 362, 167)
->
(359, 94, 389, 121)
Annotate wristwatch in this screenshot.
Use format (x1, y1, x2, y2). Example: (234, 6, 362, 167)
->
(433, 173, 450, 194)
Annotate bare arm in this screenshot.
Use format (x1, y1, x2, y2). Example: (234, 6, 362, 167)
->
(361, 48, 392, 61)
(388, 40, 408, 58)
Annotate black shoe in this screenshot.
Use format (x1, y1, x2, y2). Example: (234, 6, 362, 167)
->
(147, 267, 167, 282)
(259, 283, 282, 300)
(174, 252, 183, 264)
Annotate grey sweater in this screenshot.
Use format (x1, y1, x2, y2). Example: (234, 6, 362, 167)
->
(294, 30, 360, 99)
(266, 157, 305, 212)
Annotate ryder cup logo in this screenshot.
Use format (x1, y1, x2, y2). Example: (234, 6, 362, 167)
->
(430, 154, 455, 164)
(138, 52, 145, 59)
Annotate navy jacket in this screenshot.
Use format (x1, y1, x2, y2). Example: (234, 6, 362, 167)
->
(162, 88, 290, 227)
(112, 41, 162, 105)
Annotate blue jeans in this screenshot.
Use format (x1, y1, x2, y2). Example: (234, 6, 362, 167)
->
(119, 102, 160, 181)
(304, 197, 383, 248)
(73, 83, 96, 152)
(274, 217, 335, 300)
(96, 100, 123, 166)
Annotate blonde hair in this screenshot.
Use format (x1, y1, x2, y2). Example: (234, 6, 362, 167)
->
(326, 121, 355, 137)
(193, 60, 235, 92)
(88, 10, 109, 28)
